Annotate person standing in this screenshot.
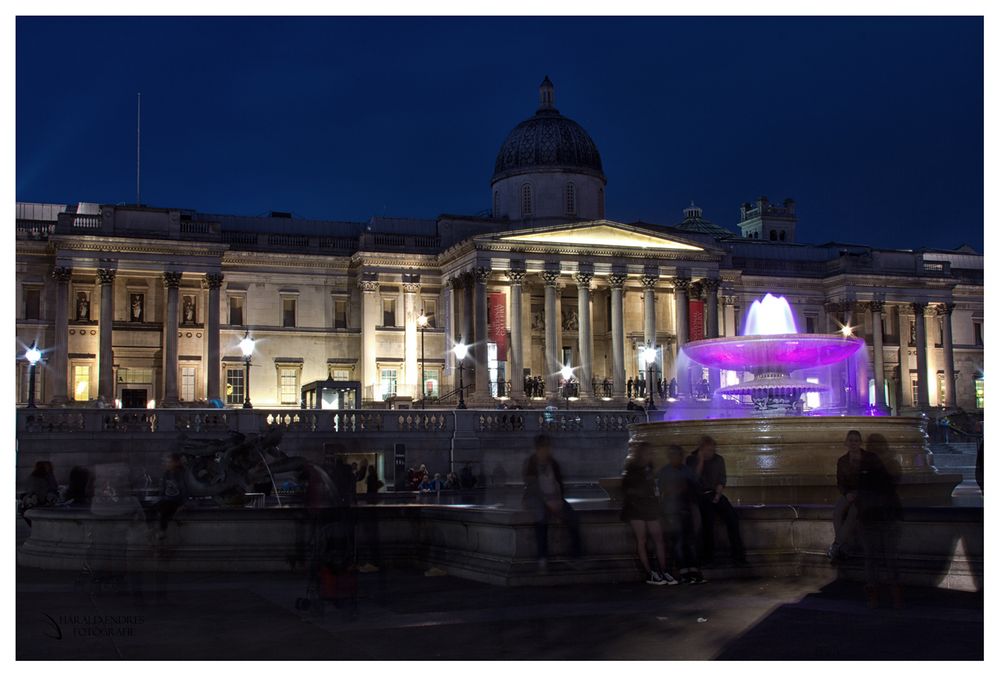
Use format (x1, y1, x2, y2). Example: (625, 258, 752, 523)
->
(522, 434, 582, 569)
(658, 445, 704, 583)
(687, 436, 746, 566)
(621, 443, 676, 585)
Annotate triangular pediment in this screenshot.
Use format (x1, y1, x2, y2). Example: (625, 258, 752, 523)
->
(492, 220, 706, 252)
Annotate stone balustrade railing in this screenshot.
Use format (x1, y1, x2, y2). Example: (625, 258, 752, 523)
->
(16, 407, 648, 437)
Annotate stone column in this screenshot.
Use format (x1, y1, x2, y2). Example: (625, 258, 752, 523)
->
(704, 278, 720, 339)
(870, 299, 886, 410)
(49, 266, 72, 404)
(913, 302, 930, 408)
(97, 267, 116, 403)
(445, 277, 457, 379)
(641, 272, 657, 350)
(462, 273, 474, 344)
(576, 271, 594, 398)
(507, 269, 526, 399)
(609, 273, 627, 398)
(939, 303, 957, 408)
(403, 278, 420, 398)
(473, 266, 490, 398)
(359, 278, 380, 400)
(206, 273, 224, 402)
(541, 270, 560, 397)
(673, 276, 690, 394)
(162, 272, 182, 406)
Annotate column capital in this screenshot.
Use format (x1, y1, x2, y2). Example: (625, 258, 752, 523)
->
(936, 302, 956, 317)
(870, 298, 885, 314)
(473, 266, 491, 285)
(402, 282, 421, 294)
(52, 266, 73, 283)
(853, 301, 870, 314)
(672, 276, 691, 292)
(688, 281, 704, 300)
(96, 268, 116, 285)
(358, 279, 380, 293)
(163, 271, 183, 289)
(824, 300, 844, 314)
(507, 269, 527, 285)
(702, 278, 721, 293)
(540, 270, 560, 287)
(205, 272, 225, 289)
(640, 274, 658, 289)
(911, 301, 928, 315)
(575, 271, 594, 288)
(608, 273, 627, 289)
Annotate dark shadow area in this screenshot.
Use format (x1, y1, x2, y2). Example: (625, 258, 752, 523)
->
(716, 578, 983, 660)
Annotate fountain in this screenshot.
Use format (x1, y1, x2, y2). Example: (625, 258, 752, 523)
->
(627, 294, 961, 504)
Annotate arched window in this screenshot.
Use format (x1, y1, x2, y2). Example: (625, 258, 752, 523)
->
(521, 183, 533, 217)
(493, 191, 500, 217)
(565, 182, 576, 216)
(770, 229, 777, 241)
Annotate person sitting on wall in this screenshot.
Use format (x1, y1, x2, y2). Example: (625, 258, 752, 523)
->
(829, 430, 880, 561)
(522, 434, 582, 570)
(686, 436, 746, 566)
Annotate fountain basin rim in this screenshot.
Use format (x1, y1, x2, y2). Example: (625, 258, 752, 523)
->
(681, 333, 866, 371)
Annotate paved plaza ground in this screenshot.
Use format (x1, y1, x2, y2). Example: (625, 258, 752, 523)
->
(16, 563, 983, 661)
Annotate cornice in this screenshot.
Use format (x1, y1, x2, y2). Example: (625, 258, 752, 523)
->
(51, 234, 228, 257)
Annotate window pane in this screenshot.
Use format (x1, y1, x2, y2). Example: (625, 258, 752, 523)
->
(423, 299, 437, 328)
(23, 288, 40, 320)
(283, 299, 296, 327)
(226, 368, 245, 404)
(73, 365, 90, 401)
(383, 299, 396, 326)
(280, 368, 298, 404)
(334, 300, 347, 329)
(332, 369, 350, 381)
(380, 368, 397, 400)
(229, 297, 244, 326)
(181, 367, 196, 401)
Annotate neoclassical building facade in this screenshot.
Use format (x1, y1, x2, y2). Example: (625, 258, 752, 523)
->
(15, 80, 984, 415)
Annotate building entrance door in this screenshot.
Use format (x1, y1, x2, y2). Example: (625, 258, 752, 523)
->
(121, 388, 147, 408)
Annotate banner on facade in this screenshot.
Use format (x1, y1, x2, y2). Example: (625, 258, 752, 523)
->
(488, 292, 507, 360)
(689, 299, 705, 341)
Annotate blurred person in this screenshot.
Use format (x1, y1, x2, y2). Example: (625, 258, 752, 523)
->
(365, 465, 384, 502)
(444, 472, 461, 490)
(658, 444, 704, 583)
(522, 434, 582, 569)
(459, 462, 478, 489)
(687, 435, 746, 566)
(621, 443, 676, 585)
(21, 461, 59, 526)
(148, 453, 188, 538)
(855, 437, 903, 609)
(828, 430, 877, 561)
(63, 466, 94, 507)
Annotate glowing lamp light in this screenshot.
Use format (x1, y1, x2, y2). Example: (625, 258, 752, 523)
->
(641, 345, 657, 366)
(417, 313, 428, 328)
(839, 324, 854, 338)
(453, 342, 469, 361)
(25, 345, 42, 365)
(239, 332, 256, 358)
(560, 365, 573, 381)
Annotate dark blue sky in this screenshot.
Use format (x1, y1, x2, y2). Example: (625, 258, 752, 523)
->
(16, 16, 983, 251)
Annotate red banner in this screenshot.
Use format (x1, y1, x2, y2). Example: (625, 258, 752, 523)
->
(488, 292, 507, 360)
(689, 299, 705, 341)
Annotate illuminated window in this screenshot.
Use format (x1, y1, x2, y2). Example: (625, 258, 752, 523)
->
(521, 184, 533, 217)
(73, 365, 90, 401)
(181, 367, 196, 401)
(380, 368, 397, 400)
(226, 368, 244, 405)
(423, 368, 440, 398)
(331, 368, 350, 381)
(565, 182, 576, 216)
(279, 367, 298, 405)
(975, 377, 984, 409)
(911, 378, 920, 406)
(937, 373, 946, 405)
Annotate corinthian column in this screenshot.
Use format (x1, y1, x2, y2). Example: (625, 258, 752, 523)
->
(162, 271, 182, 406)
(673, 276, 690, 394)
(641, 272, 657, 349)
(50, 266, 72, 404)
(576, 270, 594, 398)
(507, 269, 526, 399)
(541, 270, 560, 397)
(403, 277, 420, 398)
(97, 267, 116, 403)
(913, 302, 929, 408)
(473, 266, 491, 398)
(206, 273, 224, 402)
(870, 298, 886, 410)
(359, 277, 380, 400)
(939, 303, 957, 408)
(609, 273, 627, 398)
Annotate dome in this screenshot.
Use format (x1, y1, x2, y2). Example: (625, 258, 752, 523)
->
(491, 77, 605, 184)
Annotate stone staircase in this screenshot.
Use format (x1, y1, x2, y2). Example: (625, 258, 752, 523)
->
(929, 442, 980, 482)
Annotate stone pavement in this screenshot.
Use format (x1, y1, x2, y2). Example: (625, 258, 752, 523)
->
(16, 564, 983, 660)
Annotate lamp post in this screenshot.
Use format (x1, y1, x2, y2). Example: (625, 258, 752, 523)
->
(239, 330, 256, 409)
(25, 343, 41, 409)
(641, 344, 657, 411)
(453, 341, 468, 410)
(417, 310, 428, 408)
(560, 364, 574, 410)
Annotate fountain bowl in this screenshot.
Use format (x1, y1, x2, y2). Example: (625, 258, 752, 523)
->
(681, 333, 865, 373)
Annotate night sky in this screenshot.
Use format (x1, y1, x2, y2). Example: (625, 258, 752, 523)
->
(16, 16, 983, 251)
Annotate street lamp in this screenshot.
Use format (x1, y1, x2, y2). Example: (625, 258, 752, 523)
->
(641, 344, 657, 410)
(25, 343, 42, 409)
(560, 364, 575, 410)
(417, 310, 428, 409)
(239, 330, 256, 409)
(453, 341, 468, 410)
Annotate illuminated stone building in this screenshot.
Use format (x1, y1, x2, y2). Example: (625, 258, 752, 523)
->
(15, 79, 984, 414)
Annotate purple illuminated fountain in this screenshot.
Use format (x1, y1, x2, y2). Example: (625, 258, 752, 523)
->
(681, 293, 864, 414)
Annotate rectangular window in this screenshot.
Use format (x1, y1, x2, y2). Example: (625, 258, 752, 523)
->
(331, 368, 350, 381)
(975, 377, 984, 409)
(380, 368, 397, 400)
(805, 316, 816, 334)
(23, 287, 41, 320)
(423, 299, 437, 328)
(73, 365, 91, 401)
(423, 368, 440, 398)
(181, 367, 196, 402)
(280, 367, 298, 405)
(382, 298, 396, 327)
(282, 298, 296, 327)
(19, 364, 43, 404)
(911, 378, 920, 406)
(226, 367, 245, 405)
(334, 300, 348, 329)
(229, 297, 244, 326)
(937, 373, 946, 405)
(974, 322, 983, 346)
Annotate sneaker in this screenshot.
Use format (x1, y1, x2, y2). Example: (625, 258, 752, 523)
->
(646, 571, 667, 586)
(660, 572, 680, 586)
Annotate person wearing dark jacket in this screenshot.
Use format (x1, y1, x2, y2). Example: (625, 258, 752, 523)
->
(621, 443, 676, 585)
(852, 433, 903, 609)
(829, 429, 882, 560)
(150, 453, 188, 535)
(658, 445, 704, 583)
(522, 434, 582, 569)
(686, 435, 746, 565)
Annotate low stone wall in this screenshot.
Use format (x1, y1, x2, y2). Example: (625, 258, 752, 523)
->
(18, 503, 983, 592)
